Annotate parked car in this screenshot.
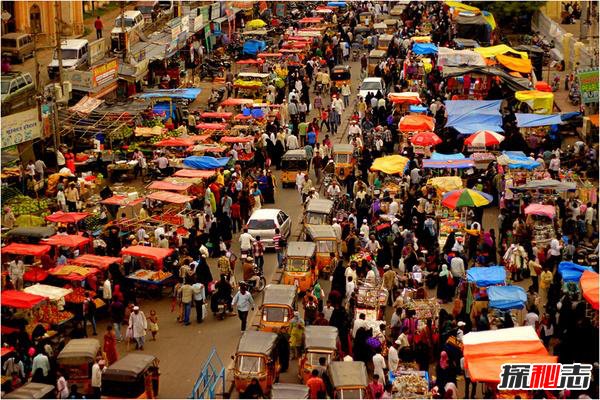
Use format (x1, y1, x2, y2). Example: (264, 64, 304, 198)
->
(47, 39, 89, 79)
(111, 10, 145, 50)
(135, 1, 160, 23)
(247, 208, 292, 248)
(1, 71, 36, 115)
(1, 32, 34, 63)
(358, 77, 386, 99)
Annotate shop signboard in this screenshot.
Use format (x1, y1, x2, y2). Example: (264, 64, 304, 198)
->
(193, 14, 204, 32)
(88, 38, 108, 65)
(1, 108, 41, 148)
(578, 68, 599, 104)
(210, 2, 221, 20)
(64, 69, 93, 91)
(92, 59, 119, 87)
(181, 15, 189, 33)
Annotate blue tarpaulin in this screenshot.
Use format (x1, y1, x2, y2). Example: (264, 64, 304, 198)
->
(487, 285, 527, 310)
(327, 1, 347, 6)
(467, 266, 506, 287)
(515, 113, 563, 127)
(138, 88, 202, 100)
(242, 39, 267, 55)
(445, 100, 503, 134)
(560, 112, 581, 121)
(558, 261, 594, 282)
(502, 151, 541, 170)
(423, 152, 474, 168)
(412, 43, 438, 55)
(183, 156, 230, 170)
(409, 105, 428, 113)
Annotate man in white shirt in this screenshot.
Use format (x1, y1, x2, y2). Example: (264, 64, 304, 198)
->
(239, 228, 255, 255)
(352, 313, 368, 338)
(372, 349, 386, 384)
(389, 197, 399, 216)
(388, 340, 399, 372)
(348, 121, 362, 137)
(286, 134, 299, 150)
(326, 181, 342, 198)
(154, 226, 165, 242)
(524, 308, 539, 327)
(91, 358, 106, 398)
(332, 218, 342, 242)
(360, 220, 370, 238)
(345, 276, 355, 304)
(410, 167, 421, 185)
(366, 235, 381, 255)
(450, 257, 465, 279)
(396, 327, 410, 350)
(102, 277, 112, 303)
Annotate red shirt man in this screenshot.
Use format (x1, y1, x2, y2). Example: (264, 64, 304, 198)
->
(306, 370, 326, 399)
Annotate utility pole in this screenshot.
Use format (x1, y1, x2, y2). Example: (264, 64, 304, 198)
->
(120, 3, 126, 59)
(54, 0, 64, 87)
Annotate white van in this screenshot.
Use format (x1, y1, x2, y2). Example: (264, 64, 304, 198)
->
(358, 77, 386, 99)
(47, 39, 89, 79)
(111, 10, 145, 49)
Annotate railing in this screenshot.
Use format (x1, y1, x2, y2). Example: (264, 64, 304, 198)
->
(189, 347, 226, 399)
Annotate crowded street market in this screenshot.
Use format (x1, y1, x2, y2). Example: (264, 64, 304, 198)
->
(0, 0, 599, 399)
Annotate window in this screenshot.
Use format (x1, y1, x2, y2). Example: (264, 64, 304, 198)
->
(236, 356, 263, 374)
(2, 38, 17, 48)
(247, 219, 276, 230)
(24, 74, 33, 85)
(263, 307, 287, 322)
(277, 213, 285, 226)
(57, 49, 79, 60)
(339, 389, 365, 399)
(335, 154, 350, 164)
(306, 212, 325, 225)
(286, 258, 308, 273)
(1, 80, 11, 94)
(30, 4, 41, 34)
(360, 81, 382, 91)
(316, 241, 335, 253)
(306, 352, 331, 366)
(15, 77, 26, 90)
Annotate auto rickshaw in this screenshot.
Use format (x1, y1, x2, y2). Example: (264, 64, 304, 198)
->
(327, 361, 369, 399)
(299, 326, 339, 383)
(56, 339, 102, 394)
(304, 198, 334, 227)
(233, 331, 280, 394)
(260, 284, 296, 332)
(281, 149, 308, 187)
(330, 65, 351, 88)
(4, 226, 57, 244)
(378, 34, 394, 50)
(271, 383, 309, 399)
(358, 11, 373, 24)
(282, 241, 316, 293)
(4, 383, 55, 399)
(368, 49, 387, 76)
(101, 354, 160, 398)
(332, 143, 355, 180)
(305, 225, 337, 273)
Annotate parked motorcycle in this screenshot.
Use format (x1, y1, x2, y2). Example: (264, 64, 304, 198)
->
(569, 85, 581, 105)
(240, 266, 266, 294)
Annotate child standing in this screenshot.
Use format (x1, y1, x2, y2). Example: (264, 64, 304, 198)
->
(148, 310, 159, 340)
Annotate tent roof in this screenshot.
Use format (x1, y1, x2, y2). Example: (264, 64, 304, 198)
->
(1, 290, 46, 308)
(121, 246, 174, 261)
(72, 254, 121, 269)
(515, 113, 562, 127)
(524, 204, 555, 219)
(412, 43, 438, 55)
(43, 234, 90, 248)
(399, 115, 435, 132)
(466, 266, 506, 286)
(496, 54, 532, 74)
(24, 284, 73, 301)
(146, 191, 194, 204)
(498, 151, 541, 170)
(441, 66, 531, 92)
(172, 169, 216, 179)
(445, 100, 503, 134)
(580, 270, 599, 310)
(1, 243, 51, 257)
(558, 261, 593, 282)
(183, 156, 230, 170)
(487, 285, 527, 310)
(474, 44, 528, 59)
(137, 88, 201, 100)
(46, 211, 90, 224)
(370, 155, 409, 175)
(147, 181, 192, 192)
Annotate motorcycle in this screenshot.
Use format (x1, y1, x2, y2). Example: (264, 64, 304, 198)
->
(569, 85, 581, 105)
(215, 297, 230, 320)
(207, 87, 226, 110)
(240, 266, 266, 294)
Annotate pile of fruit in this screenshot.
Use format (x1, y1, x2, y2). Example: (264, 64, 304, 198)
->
(64, 287, 95, 304)
(6, 195, 50, 217)
(35, 304, 74, 325)
(150, 271, 171, 281)
(0, 167, 20, 179)
(233, 79, 263, 88)
(149, 129, 185, 144)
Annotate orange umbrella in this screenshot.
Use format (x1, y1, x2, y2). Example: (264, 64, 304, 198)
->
(580, 270, 599, 310)
(410, 131, 441, 147)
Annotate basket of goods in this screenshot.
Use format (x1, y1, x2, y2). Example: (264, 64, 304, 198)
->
(150, 271, 172, 281)
(404, 298, 440, 321)
(392, 371, 430, 398)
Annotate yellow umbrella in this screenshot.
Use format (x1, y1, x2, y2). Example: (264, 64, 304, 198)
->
(247, 19, 267, 29)
(370, 155, 409, 175)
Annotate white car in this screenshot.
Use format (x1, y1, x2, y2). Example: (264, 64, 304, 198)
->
(111, 10, 145, 36)
(247, 209, 292, 248)
(47, 39, 89, 79)
(358, 77, 386, 99)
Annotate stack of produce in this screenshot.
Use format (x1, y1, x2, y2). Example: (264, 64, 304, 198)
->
(404, 298, 440, 321)
(64, 287, 95, 303)
(35, 303, 74, 325)
(150, 271, 171, 281)
(392, 370, 429, 399)
(233, 79, 263, 88)
(6, 195, 50, 217)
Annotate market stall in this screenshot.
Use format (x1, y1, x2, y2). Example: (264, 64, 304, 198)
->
(43, 234, 92, 257)
(23, 284, 74, 327)
(45, 211, 91, 225)
(122, 246, 174, 271)
(524, 204, 556, 246)
(444, 100, 503, 134)
(2, 243, 52, 283)
(515, 90, 554, 115)
(514, 113, 562, 151)
(486, 285, 527, 327)
(1, 290, 58, 341)
(580, 270, 599, 310)
(145, 190, 195, 226)
(355, 284, 388, 320)
(388, 365, 430, 399)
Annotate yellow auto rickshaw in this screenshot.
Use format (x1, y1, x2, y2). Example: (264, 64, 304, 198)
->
(299, 326, 339, 383)
(384, 19, 399, 32)
(333, 143, 355, 180)
(281, 149, 309, 187)
(304, 198, 334, 227)
(328, 361, 369, 399)
(305, 225, 337, 273)
(101, 354, 160, 398)
(378, 33, 394, 50)
(330, 65, 351, 88)
(368, 49, 387, 76)
(56, 339, 102, 395)
(359, 11, 373, 24)
(233, 331, 280, 394)
(282, 241, 316, 293)
(259, 284, 296, 332)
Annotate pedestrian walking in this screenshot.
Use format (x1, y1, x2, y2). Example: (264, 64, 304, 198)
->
(128, 306, 147, 350)
(103, 325, 118, 364)
(192, 279, 206, 323)
(232, 283, 255, 332)
(91, 358, 106, 399)
(94, 16, 103, 39)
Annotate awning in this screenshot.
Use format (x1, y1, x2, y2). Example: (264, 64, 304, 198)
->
(445, 100, 503, 134)
(437, 47, 486, 67)
(515, 90, 555, 114)
(370, 155, 409, 175)
(515, 113, 562, 127)
(46, 211, 90, 224)
(398, 115, 435, 132)
(474, 44, 528, 59)
(558, 261, 594, 283)
(146, 190, 195, 204)
(412, 43, 438, 55)
(24, 284, 73, 302)
(466, 266, 506, 286)
(43, 234, 91, 248)
(154, 137, 195, 147)
(183, 156, 230, 169)
(147, 181, 192, 192)
(524, 204, 556, 219)
(580, 270, 599, 310)
(423, 152, 475, 169)
(1, 243, 51, 257)
(497, 151, 541, 170)
(1, 290, 46, 309)
(388, 92, 421, 105)
(220, 136, 254, 143)
(426, 176, 463, 192)
(487, 285, 527, 310)
(121, 245, 174, 262)
(172, 169, 216, 179)
(137, 88, 202, 100)
(496, 54, 532, 74)
(100, 195, 145, 206)
(71, 254, 122, 269)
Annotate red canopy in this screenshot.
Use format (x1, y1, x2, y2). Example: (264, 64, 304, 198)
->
(200, 112, 233, 119)
(299, 17, 323, 23)
(1, 290, 46, 308)
(147, 181, 192, 192)
(172, 169, 216, 178)
(100, 195, 145, 206)
(524, 204, 556, 219)
(535, 81, 553, 92)
(236, 59, 263, 65)
(121, 246, 174, 268)
(282, 42, 309, 49)
(280, 49, 302, 54)
(23, 268, 49, 282)
(286, 36, 313, 42)
(220, 136, 254, 143)
(1, 243, 51, 257)
(43, 234, 91, 248)
(46, 211, 90, 224)
(71, 254, 122, 269)
(220, 98, 254, 107)
(234, 114, 253, 121)
(580, 270, 599, 310)
(186, 134, 212, 142)
(154, 137, 195, 147)
(146, 190, 195, 204)
(196, 123, 227, 130)
(398, 115, 435, 132)
(257, 52, 283, 58)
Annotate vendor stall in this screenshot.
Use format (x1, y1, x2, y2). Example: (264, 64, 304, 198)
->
(486, 285, 527, 327)
(515, 113, 562, 151)
(1, 290, 57, 341)
(43, 234, 92, 257)
(388, 365, 430, 399)
(524, 204, 556, 246)
(2, 243, 52, 283)
(24, 284, 75, 327)
(355, 284, 388, 320)
(121, 246, 174, 271)
(444, 100, 503, 134)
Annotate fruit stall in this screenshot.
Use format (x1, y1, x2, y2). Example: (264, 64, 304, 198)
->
(42, 234, 92, 258)
(23, 284, 75, 328)
(145, 190, 196, 226)
(355, 284, 388, 321)
(70, 254, 122, 272)
(1, 243, 52, 285)
(122, 246, 174, 279)
(0, 290, 59, 343)
(127, 269, 174, 299)
(47, 265, 106, 313)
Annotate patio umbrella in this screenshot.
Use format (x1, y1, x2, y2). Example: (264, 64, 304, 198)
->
(410, 131, 442, 147)
(464, 130, 505, 147)
(441, 189, 492, 209)
(247, 19, 266, 29)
